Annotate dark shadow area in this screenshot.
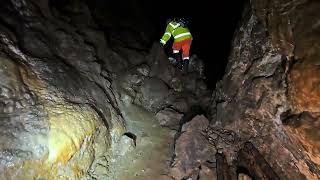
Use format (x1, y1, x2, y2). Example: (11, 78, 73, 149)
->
(85, 0, 246, 89)
(237, 166, 254, 180)
(149, 1, 246, 89)
(237, 142, 280, 180)
(216, 152, 235, 179)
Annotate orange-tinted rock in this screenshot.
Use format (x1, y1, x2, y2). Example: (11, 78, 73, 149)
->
(0, 56, 116, 179)
(284, 113, 320, 179)
(289, 61, 320, 113)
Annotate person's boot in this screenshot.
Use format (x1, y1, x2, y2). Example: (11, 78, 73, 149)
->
(174, 53, 183, 70)
(183, 59, 189, 74)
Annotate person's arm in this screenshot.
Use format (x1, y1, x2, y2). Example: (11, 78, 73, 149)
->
(160, 23, 174, 45)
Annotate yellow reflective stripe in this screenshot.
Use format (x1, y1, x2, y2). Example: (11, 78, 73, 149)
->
(165, 32, 171, 37)
(174, 32, 191, 39)
(160, 39, 166, 44)
(169, 22, 180, 29)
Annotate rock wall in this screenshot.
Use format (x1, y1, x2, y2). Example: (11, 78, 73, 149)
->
(208, 0, 320, 179)
(0, 0, 125, 178)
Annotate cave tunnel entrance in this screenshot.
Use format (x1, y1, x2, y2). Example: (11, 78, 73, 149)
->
(85, 0, 246, 89)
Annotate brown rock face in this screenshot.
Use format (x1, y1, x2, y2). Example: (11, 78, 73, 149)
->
(208, 0, 320, 179)
(289, 61, 320, 113)
(169, 115, 216, 179)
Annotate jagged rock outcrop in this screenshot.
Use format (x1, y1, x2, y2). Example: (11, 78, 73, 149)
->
(207, 0, 320, 179)
(116, 43, 211, 114)
(169, 115, 216, 179)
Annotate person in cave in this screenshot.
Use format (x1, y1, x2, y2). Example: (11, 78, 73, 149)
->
(160, 18, 193, 74)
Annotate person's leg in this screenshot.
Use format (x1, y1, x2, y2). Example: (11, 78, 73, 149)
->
(181, 38, 192, 73)
(181, 38, 192, 60)
(172, 41, 183, 69)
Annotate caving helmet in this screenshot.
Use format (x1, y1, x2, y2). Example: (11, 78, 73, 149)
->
(177, 17, 188, 27)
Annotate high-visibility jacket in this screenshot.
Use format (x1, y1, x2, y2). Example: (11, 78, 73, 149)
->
(160, 20, 192, 45)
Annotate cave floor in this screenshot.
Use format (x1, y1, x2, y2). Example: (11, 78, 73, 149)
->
(106, 103, 176, 180)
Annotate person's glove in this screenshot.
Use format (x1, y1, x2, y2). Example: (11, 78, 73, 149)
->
(159, 39, 166, 46)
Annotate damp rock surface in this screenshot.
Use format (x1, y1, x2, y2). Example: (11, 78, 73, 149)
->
(0, 53, 116, 179)
(0, 1, 126, 178)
